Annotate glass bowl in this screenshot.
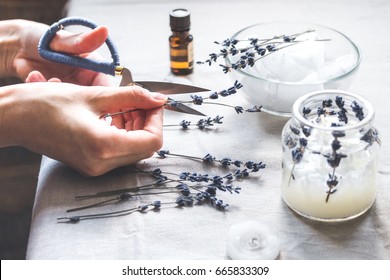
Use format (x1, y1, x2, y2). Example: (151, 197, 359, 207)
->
(225, 22, 361, 117)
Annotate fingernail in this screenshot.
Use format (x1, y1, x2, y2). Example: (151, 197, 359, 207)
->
(151, 92, 168, 101)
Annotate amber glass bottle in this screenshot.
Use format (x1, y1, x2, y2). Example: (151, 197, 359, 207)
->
(169, 8, 193, 75)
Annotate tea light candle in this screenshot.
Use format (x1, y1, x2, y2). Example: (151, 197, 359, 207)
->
(281, 90, 380, 221)
(227, 221, 280, 260)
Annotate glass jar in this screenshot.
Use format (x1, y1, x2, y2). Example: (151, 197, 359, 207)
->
(281, 90, 380, 222)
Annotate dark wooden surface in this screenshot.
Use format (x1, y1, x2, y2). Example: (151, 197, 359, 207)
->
(0, 147, 41, 259)
(0, 0, 69, 260)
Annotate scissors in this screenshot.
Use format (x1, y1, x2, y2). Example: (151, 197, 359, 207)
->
(38, 17, 206, 117)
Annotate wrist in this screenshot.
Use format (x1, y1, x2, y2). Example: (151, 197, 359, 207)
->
(0, 85, 19, 147)
(0, 20, 24, 78)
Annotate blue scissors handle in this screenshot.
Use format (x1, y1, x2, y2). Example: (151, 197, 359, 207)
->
(38, 17, 120, 76)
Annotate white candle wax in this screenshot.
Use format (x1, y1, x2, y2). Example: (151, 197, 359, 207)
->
(281, 147, 378, 220)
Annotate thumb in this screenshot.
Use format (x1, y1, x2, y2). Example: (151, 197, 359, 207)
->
(50, 26, 109, 55)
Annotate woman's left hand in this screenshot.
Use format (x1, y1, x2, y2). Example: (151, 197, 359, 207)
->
(3, 19, 111, 86)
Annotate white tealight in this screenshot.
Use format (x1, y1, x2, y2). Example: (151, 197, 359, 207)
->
(227, 221, 280, 260)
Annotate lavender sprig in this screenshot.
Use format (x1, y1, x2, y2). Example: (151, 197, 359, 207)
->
(102, 81, 261, 119)
(323, 133, 347, 202)
(67, 187, 192, 213)
(164, 115, 224, 130)
(168, 80, 243, 107)
(60, 171, 244, 221)
(197, 29, 330, 73)
(75, 177, 176, 199)
(171, 81, 261, 114)
(58, 189, 234, 223)
(58, 200, 172, 223)
(58, 149, 266, 222)
(156, 150, 266, 172)
(361, 128, 381, 148)
(288, 137, 307, 185)
(68, 161, 250, 215)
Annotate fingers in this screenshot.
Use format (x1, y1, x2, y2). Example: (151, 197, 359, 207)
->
(106, 108, 164, 157)
(124, 110, 146, 131)
(47, 77, 62, 83)
(26, 71, 62, 84)
(25, 71, 47, 82)
(110, 111, 125, 128)
(50, 26, 109, 55)
(26, 71, 62, 83)
(92, 86, 168, 114)
(78, 107, 164, 176)
(141, 107, 164, 141)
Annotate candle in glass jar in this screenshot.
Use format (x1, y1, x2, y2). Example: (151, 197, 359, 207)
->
(281, 90, 380, 222)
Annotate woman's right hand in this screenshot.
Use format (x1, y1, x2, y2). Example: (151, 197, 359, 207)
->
(0, 82, 167, 176)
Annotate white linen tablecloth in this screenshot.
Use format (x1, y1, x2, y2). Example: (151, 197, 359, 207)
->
(26, 0, 390, 259)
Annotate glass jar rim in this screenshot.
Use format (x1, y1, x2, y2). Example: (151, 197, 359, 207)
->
(292, 89, 375, 131)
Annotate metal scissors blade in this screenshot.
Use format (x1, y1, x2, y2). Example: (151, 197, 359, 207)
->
(118, 68, 207, 116)
(38, 17, 206, 116)
(166, 98, 206, 116)
(133, 81, 210, 95)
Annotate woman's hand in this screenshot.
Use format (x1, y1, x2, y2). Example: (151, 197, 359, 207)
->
(1, 19, 111, 86)
(0, 82, 167, 176)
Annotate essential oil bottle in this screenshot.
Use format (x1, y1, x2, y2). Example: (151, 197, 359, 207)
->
(169, 8, 193, 75)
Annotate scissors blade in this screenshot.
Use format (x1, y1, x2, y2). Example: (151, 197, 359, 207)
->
(117, 68, 207, 116)
(134, 81, 210, 95)
(118, 68, 210, 95)
(134, 81, 209, 116)
(166, 98, 206, 116)
(119, 68, 134, 87)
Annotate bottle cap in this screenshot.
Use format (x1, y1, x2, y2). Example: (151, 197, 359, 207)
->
(170, 8, 191, 31)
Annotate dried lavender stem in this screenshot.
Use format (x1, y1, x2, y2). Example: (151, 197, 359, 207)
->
(325, 168, 337, 203)
(288, 164, 296, 186)
(75, 180, 177, 200)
